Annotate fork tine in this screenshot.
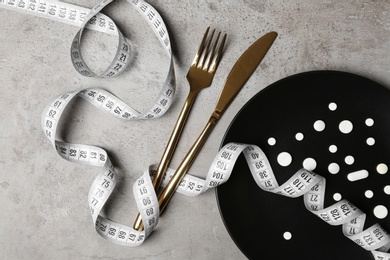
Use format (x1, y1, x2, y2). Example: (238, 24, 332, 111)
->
(198, 29, 215, 69)
(210, 33, 226, 73)
(192, 27, 210, 66)
(209, 33, 226, 73)
(203, 31, 221, 71)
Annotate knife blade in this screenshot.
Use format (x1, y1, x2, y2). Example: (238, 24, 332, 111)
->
(213, 31, 277, 119)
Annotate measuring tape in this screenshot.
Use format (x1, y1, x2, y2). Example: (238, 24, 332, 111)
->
(199, 143, 390, 260)
(3, 0, 175, 246)
(1, 0, 118, 34)
(41, 88, 390, 256)
(1, 0, 175, 91)
(4, 0, 390, 257)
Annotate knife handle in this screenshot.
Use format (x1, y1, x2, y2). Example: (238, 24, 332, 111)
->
(158, 115, 218, 214)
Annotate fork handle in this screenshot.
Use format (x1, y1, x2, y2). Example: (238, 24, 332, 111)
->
(133, 90, 200, 231)
(158, 115, 218, 214)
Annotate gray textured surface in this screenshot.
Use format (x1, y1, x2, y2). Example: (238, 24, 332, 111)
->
(1, 0, 390, 259)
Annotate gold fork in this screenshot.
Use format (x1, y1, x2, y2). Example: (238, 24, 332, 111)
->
(133, 27, 227, 231)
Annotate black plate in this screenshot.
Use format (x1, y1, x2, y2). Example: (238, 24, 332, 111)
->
(216, 71, 390, 260)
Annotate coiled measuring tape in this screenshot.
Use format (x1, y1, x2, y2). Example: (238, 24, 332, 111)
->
(3, 0, 175, 245)
(1, 0, 174, 81)
(27, 0, 177, 246)
(5, 1, 390, 257)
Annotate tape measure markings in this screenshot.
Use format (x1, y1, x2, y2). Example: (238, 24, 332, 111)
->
(70, 0, 132, 78)
(33, 0, 176, 245)
(3, 0, 176, 118)
(0, 0, 120, 35)
(8, 0, 388, 256)
(213, 143, 390, 259)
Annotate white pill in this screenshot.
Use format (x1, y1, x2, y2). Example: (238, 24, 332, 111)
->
(268, 137, 276, 146)
(277, 152, 292, 167)
(384, 186, 390, 195)
(314, 120, 326, 132)
(365, 118, 374, 127)
(345, 155, 355, 165)
(377, 163, 388, 174)
(329, 145, 337, 153)
(328, 163, 340, 174)
(333, 193, 342, 201)
(295, 133, 304, 141)
(339, 120, 353, 134)
(328, 102, 337, 111)
(373, 205, 388, 219)
(367, 137, 375, 146)
(283, 231, 292, 240)
(347, 170, 369, 182)
(303, 158, 317, 171)
(365, 190, 374, 198)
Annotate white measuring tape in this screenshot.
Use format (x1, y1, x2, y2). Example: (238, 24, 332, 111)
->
(4, 0, 176, 245)
(181, 143, 390, 260)
(1, 0, 119, 34)
(4, 0, 390, 257)
(41, 88, 390, 256)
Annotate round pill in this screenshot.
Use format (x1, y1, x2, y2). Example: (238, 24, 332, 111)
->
(328, 163, 340, 174)
(365, 118, 374, 127)
(367, 137, 375, 146)
(277, 152, 292, 167)
(268, 137, 276, 146)
(345, 155, 355, 165)
(329, 145, 337, 153)
(283, 231, 292, 240)
(384, 186, 390, 195)
(377, 163, 388, 174)
(333, 193, 342, 201)
(314, 120, 326, 132)
(295, 133, 304, 141)
(373, 205, 388, 219)
(365, 190, 374, 198)
(339, 120, 353, 134)
(328, 102, 337, 111)
(303, 158, 317, 171)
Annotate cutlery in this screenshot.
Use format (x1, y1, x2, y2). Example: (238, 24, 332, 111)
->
(133, 27, 227, 231)
(158, 31, 278, 214)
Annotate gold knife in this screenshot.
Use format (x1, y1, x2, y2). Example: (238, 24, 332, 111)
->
(130, 32, 277, 231)
(156, 31, 277, 215)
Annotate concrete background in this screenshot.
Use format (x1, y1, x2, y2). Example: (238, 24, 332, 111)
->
(1, 0, 389, 259)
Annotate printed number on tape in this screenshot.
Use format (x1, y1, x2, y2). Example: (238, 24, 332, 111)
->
(33, 0, 177, 245)
(5, 0, 390, 256)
